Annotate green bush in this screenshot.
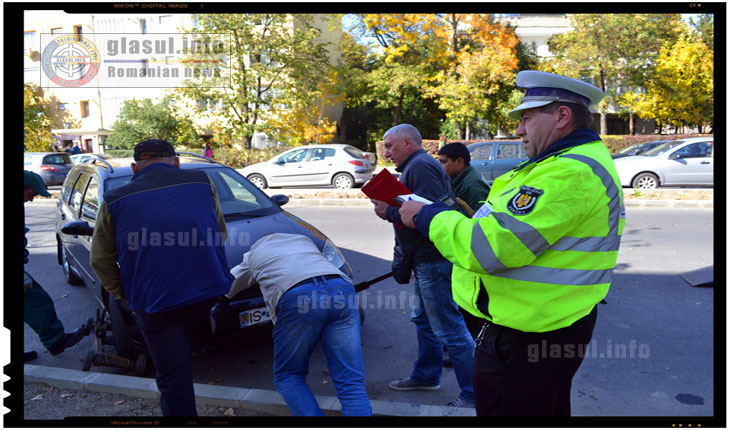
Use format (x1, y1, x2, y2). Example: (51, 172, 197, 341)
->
(104, 149, 135, 158)
(600, 134, 707, 154)
(212, 146, 293, 169)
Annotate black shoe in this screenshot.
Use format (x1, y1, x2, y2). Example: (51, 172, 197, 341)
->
(24, 351, 38, 362)
(50, 317, 94, 356)
(443, 351, 453, 368)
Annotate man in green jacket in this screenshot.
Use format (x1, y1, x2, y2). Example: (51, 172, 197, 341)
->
(437, 142, 491, 214)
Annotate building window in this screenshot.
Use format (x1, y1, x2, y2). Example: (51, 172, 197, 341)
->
(24, 31, 36, 55)
(81, 101, 90, 118)
(58, 103, 68, 111)
(140, 19, 147, 34)
(159, 15, 172, 25)
(51, 27, 63, 34)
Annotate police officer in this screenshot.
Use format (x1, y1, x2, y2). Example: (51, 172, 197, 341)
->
(398, 71, 625, 416)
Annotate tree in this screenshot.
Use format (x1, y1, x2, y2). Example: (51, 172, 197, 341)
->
(337, 20, 444, 143)
(543, 14, 683, 135)
(176, 14, 333, 149)
(356, 14, 445, 126)
(621, 29, 713, 133)
(24, 84, 53, 152)
(106, 97, 201, 149)
(424, 14, 520, 139)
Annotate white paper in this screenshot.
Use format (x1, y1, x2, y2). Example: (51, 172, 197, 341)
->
(395, 194, 433, 204)
(473, 201, 493, 218)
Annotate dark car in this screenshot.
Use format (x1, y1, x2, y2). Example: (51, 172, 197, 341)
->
(467, 141, 529, 184)
(55, 153, 353, 372)
(24, 152, 75, 186)
(611, 140, 669, 159)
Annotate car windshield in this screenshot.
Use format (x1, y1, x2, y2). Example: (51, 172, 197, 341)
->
(104, 167, 279, 217)
(641, 140, 686, 156)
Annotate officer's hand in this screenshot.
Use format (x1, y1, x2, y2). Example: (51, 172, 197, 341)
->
(371, 199, 389, 220)
(399, 201, 426, 229)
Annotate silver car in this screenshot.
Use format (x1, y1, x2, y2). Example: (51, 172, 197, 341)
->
(240, 144, 375, 189)
(614, 137, 714, 189)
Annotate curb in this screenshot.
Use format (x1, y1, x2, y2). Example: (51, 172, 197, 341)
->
(24, 365, 476, 417)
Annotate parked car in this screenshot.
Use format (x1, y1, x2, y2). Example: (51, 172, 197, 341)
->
(55, 153, 354, 371)
(466, 140, 529, 184)
(613, 137, 714, 189)
(70, 153, 113, 164)
(240, 144, 375, 189)
(611, 140, 669, 159)
(24, 152, 75, 186)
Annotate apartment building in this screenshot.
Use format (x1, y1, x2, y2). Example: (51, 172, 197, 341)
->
(24, 11, 344, 152)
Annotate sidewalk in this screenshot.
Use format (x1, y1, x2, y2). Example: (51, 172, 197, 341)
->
(24, 364, 475, 417)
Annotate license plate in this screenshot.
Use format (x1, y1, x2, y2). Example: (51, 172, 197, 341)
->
(239, 307, 272, 328)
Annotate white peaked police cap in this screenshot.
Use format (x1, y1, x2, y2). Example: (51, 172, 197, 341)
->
(508, 70, 604, 120)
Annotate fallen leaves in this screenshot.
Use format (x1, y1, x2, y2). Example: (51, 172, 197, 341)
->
(31, 395, 43, 401)
(223, 408, 235, 416)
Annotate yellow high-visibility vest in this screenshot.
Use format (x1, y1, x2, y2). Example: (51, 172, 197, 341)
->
(429, 140, 625, 332)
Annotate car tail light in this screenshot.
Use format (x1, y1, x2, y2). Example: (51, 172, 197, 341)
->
(40, 165, 58, 172)
(348, 160, 364, 167)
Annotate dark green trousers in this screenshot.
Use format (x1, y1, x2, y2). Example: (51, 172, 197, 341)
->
(24, 280, 66, 354)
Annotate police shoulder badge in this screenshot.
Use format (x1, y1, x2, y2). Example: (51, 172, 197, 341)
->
(507, 186, 544, 215)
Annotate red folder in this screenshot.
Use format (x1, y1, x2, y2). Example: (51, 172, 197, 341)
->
(361, 169, 412, 207)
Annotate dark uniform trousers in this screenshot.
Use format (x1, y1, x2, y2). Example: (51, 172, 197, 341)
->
(473, 306, 597, 416)
(134, 297, 217, 417)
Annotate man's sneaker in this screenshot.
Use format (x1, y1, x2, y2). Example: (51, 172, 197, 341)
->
(447, 398, 475, 408)
(388, 377, 440, 391)
(50, 317, 93, 356)
(24, 351, 38, 362)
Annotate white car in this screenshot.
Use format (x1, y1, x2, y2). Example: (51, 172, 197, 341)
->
(240, 144, 375, 189)
(613, 137, 713, 189)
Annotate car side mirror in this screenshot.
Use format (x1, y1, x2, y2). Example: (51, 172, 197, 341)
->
(271, 194, 289, 207)
(275, 159, 285, 165)
(669, 153, 681, 160)
(61, 220, 94, 236)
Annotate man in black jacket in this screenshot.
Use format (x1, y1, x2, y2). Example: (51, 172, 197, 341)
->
(371, 124, 475, 408)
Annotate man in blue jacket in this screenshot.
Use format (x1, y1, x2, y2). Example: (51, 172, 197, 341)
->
(371, 124, 475, 408)
(90, 139, 232, 416)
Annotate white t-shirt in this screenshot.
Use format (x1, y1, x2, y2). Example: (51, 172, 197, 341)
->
(227, 233, 350, 324)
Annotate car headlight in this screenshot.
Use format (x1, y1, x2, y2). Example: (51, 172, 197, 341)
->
(322, 239, 351, 277)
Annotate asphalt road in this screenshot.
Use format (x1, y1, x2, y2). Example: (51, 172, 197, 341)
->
(21, 203, 715, 416)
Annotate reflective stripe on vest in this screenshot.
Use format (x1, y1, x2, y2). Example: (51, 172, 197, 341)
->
(470, 152, 624, 283)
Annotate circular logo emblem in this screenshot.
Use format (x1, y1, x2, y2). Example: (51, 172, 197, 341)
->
(41, 35, 101, 87)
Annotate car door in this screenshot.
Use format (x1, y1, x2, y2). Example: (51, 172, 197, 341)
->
(60, 172, 91, 279)
(493, 142, 528, 180)
(663, 141, 713, 185)
(305, 147, 337, 184)
(269, 148, 312, 186)
(468, 143, 495, 182)
(75, 174, 101, 287)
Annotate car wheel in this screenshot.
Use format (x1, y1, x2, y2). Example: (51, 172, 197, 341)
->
(632, 172, 659, 190)
(332, 173, 355, 189)
(108, 297, 136, 359)
(248, 174, 267, 189)
(60, 243, 83, 286)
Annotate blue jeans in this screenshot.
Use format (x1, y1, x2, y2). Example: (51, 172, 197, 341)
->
(273, 276, 371, 416)
(410, 259, 475, 403)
